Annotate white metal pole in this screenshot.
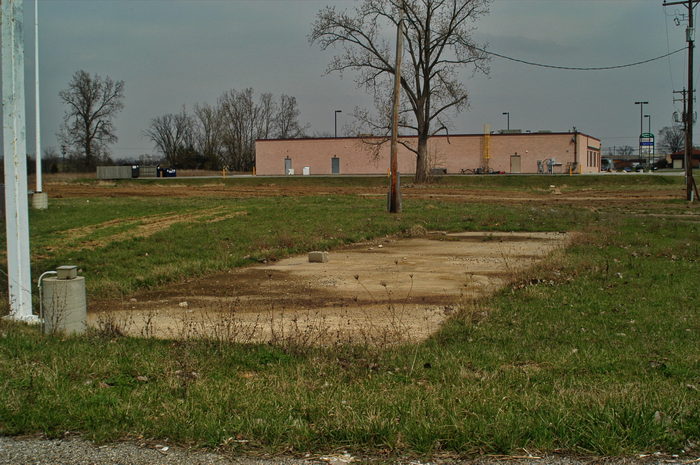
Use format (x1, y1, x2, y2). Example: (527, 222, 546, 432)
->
(34, 0, 41, 192)
(2, 0, 37, 323)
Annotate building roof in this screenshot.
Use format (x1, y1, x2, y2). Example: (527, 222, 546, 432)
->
(670, 149, 700, 159)
(256, 131, 601, 144)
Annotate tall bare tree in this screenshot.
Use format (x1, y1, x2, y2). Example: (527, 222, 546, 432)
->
(218, 88, 307, 171)
(219, 88, 258, 171)
(143, 88, 308, 171)
(658, 125, 685, 154)
(58, 70, 125, 169)
(193, 103, 224, 168)
(144, 108, 195, 167)
(311, 0, 490, 182)
(275, 95, 308, 139)
(257, 92, 277, 141)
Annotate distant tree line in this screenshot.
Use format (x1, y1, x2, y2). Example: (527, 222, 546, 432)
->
(52, 70, 308, 172)
(144, 89, 308, 171)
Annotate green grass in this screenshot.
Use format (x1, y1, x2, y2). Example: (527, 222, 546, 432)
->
(90, 172, 685, 192)
(24, 195, 592, 298)
(0, 177, 698, 458)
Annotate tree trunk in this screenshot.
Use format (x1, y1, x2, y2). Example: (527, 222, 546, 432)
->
(84, 141, 92, 169)
(414, 135, 429, 183)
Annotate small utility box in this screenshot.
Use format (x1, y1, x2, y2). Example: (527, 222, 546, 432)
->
(42, 266, 87, 335)
(308, 251, 328, 263)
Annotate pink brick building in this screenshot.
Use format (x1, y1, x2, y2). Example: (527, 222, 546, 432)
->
(255, 131, 601, 176)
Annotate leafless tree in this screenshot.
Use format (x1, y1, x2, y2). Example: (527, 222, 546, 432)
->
(58, 70, 125, 169)
(616, 145, 636, 157)
(275, 95, 308, 139)
(217, 88, 308, 171)
(144, 107, 195, 167)
(311, 0, 490, 182)
(143, 88, 307, 171)
(257, 92, 277, 141)
(658, 125, 685, 154)
(193, 103, 224, 168)
(219, 88, 258, 171)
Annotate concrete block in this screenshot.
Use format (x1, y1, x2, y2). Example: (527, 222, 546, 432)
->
(308, 251, 328, 263)
(56, 265, 78, 280)
(31, 192, 48, 210)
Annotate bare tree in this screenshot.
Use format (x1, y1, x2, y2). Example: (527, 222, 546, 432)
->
(193, 103, 224, 168)
(42, 146, 61, 174)
(257, 92, 277, 141)
(311, 0, 490, 182)
(143, 88, 308, 172)
(58, 70, 125, 169)
(275, 95, 308, 139)
(616, 145, 635, 157)
(144, 107, 195, 167)
(218, 88, 308, 171)
(219, 88, 258, 171)
(658, 125, 685, 154)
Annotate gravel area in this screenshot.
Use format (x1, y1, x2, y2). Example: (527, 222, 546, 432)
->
(0, 436, 697, 465)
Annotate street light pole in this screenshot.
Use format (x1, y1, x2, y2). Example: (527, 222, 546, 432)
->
(334, 110, 342, 138)
(502, 112, 510, 131)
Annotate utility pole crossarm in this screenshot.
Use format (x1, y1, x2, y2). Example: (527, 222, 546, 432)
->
(663, 0, 699, 6)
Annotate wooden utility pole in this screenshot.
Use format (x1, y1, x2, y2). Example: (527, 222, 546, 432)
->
(665, 0, 699, 201)
(388, 0, 403, 213)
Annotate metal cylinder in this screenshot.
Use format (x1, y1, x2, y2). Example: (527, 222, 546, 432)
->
(42, 275, 86, 335)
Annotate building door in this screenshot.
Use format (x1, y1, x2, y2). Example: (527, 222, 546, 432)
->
(510, 155, 521, 173)
(284, 157, 292, 175)
(331, 157, 340, 174)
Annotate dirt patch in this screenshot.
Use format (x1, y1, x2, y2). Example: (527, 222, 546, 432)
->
(47, 207, 246, 252)
(90, 231, 569, 345)
(43, 179, 682, 205)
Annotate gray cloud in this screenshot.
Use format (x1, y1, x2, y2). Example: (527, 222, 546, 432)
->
(13, 0, 694, 160)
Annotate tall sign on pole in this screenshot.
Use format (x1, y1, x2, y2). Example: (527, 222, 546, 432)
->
(388, 0, 403, 213)
(2, 0, 36, 322)
(639, 132, 655, 162)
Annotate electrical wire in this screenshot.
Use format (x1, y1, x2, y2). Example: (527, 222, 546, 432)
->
(475, 46, 686, 71)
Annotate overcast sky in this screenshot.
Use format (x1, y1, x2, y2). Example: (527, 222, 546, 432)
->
(16, 0, 696, 159)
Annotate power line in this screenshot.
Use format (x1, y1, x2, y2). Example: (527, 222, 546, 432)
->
(475, 46, 686, 71)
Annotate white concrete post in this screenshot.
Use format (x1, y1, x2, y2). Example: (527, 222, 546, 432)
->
(2, 0, 37, 323)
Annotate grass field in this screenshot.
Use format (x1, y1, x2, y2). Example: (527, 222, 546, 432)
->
(0, 174, 698, 459)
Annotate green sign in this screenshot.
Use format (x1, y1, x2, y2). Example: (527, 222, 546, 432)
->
(640, 133, 655, 139)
